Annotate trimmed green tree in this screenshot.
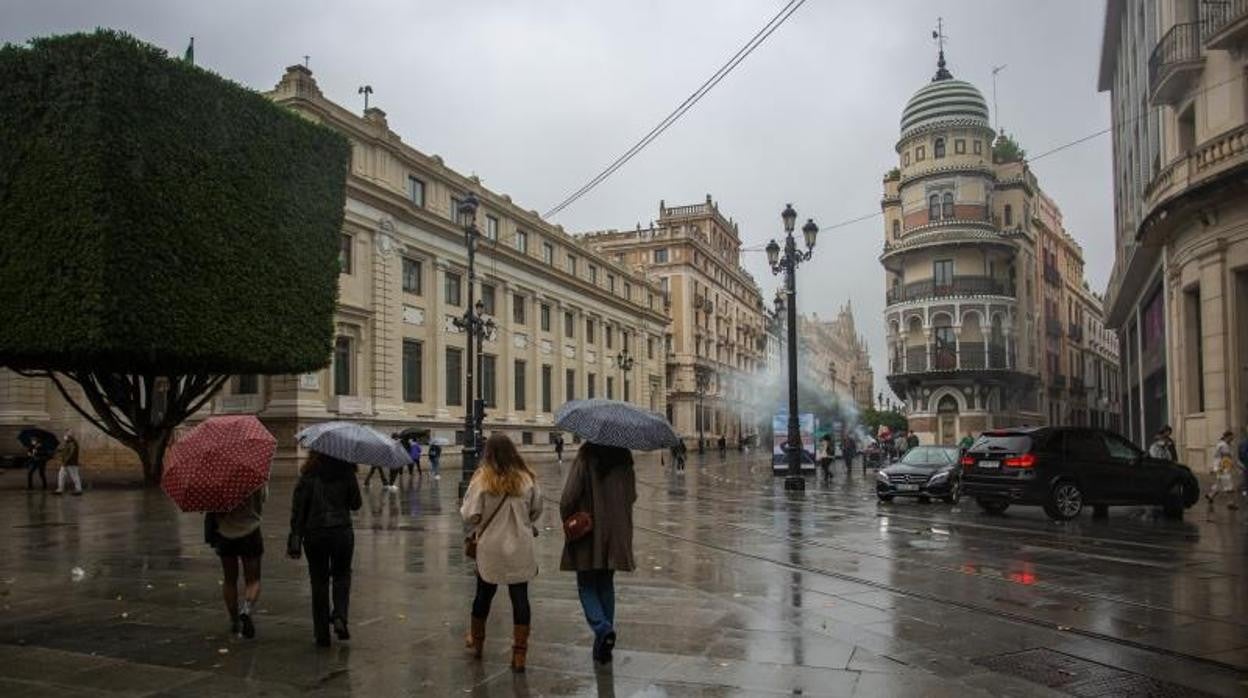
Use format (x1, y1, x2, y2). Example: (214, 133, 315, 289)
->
(0, 31, 350, 483)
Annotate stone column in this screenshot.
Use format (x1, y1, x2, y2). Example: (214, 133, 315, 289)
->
(431, 260, 450, 420)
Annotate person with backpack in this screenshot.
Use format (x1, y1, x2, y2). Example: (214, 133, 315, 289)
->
(289, 452, 362, 647)
(461, 434, 543, 673)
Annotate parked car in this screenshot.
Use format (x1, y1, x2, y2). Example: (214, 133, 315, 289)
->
(876, 445, 961, 503)
(960, 427, 1200, 521)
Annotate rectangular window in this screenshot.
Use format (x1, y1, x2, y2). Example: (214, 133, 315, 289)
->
(933, 259, 953, 287)
(565, 368, 575, 402)
(402, 340, 423, 402)
(514, 360, 527, 411)
(445, 347, 463, 406)
(589, 264, 598, 284)
(450, 196, 464, 223)
(542, 242, 554, 265)
(607, 376, 615, 400)
(567, 255, 577, 276)
(512, 293, 526, 325)
(973, 140, 983, 154)
(903, 152, 910, 166)
(515, 229, 528, 254)
(484, 214, 499, 241)
(565, 311, 575, 338)
(954, 139, 966, 154)
(480, 283, 496, 315)
(235, 374, 259, 395)
(608, 274, 616, 293)
(654, 248, 669, 263)
(402, 257, 422, 294)
(624, 282, 631, 300)
(586, 318, 595, 344)
(647, 337, 655, 359)
(445, 271, 462, 306)
(916, 145, 926, 161)
(1184, 286, 1204, 412)
(481, 354, 497, 408)
(541, 365, 553, 412)
(587, 372, 596, 399)
(606, 326, 614, 349)
(334, 336, 352, 396)
(407, 175, 425, 207)
(540, 303, 551, 332)
(339, 234, 353, 274)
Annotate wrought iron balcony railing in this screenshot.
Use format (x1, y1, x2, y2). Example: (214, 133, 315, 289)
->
(886, 276, 1011, 305)
(1149, 22, 1204, 105)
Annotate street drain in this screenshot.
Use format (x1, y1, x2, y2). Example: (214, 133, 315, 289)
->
(972, 648, 1216, 697)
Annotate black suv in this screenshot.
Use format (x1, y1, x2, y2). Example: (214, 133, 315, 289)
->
(960, 427, 1200, 521)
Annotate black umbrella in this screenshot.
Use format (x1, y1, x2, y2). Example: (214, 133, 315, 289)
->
(17, 428, 58, 451)
(554, 399, 678, 451)
(396, 427, 430, 442)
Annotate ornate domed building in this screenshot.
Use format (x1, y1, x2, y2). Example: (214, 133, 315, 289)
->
(880, 51, 1044, 443)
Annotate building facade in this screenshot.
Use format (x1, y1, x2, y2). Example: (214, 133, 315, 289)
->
(582, 198, 767, 447)
(881, 51, 1118, 443)
(1099, 0, 1248, 460)
(0, 65, 668, 468)
(796, 304, 874, 412)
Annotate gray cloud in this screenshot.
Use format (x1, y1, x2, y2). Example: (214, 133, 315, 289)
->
(1, 0, 1113, 400)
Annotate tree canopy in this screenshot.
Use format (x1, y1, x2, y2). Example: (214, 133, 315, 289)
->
(992, 131, 1027, 164)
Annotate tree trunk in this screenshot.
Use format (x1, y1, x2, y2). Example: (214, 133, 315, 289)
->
(138, 429, 174, 486)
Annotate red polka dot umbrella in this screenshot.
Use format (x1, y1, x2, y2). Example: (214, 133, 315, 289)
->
(162, 416, 275, 513)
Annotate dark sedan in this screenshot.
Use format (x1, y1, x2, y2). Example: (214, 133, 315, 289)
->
(876, 445, 961, 503)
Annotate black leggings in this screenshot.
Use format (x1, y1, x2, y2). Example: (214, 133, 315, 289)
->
(472, 575, 530, 626)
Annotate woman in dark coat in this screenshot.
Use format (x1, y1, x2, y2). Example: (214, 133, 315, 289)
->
(560, 442, 637, 664)
(289, 452, 362, 647)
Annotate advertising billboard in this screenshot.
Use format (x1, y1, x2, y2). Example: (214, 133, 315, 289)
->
(772, 412, 816, 473)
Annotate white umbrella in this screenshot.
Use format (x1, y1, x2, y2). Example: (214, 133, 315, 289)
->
(296, 421, 412, 468)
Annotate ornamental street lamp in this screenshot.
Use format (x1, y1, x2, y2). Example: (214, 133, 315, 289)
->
(695, 368, 711, 454)
(453, 193, 497, 498)
(616, 347, 634, 402)
(765, 203, 819, 492)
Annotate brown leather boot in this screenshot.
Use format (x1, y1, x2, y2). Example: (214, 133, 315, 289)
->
(465, 616, 486, 659)
(511, 624, 530, 673)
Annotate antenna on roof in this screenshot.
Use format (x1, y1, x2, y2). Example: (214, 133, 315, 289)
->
(991, 64, 1008, 134)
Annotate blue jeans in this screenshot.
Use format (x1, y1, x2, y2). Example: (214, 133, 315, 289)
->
(576, 570, 615, 639)
(429, 455, 439, 475)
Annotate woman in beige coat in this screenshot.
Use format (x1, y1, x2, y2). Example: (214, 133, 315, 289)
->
(460, 433, 543, 672)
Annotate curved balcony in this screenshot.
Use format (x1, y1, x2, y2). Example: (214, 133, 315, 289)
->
(886, 276, 1013, 306)
(888, 343, 1015, 376)
(880, 226, 1018, 263)
(1149, 22, 1204, 106)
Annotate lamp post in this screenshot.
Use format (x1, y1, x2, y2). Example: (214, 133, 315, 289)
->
(695, 368, 710, 454)
(766, 203, 819, 492)
(453, 193, 497, 498)
(616, 347, 634, 402)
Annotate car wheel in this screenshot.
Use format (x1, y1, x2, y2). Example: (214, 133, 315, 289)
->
(1163, 481, 1186, 519)
(877, 494, 894, 503)
(1045, 481, 1084, 521)
(976, 498, 1009, 514)
(943, 479, 961, 505)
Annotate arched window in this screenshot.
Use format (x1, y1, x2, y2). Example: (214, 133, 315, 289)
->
(892, 220, 900, 238)
(1004, 204, 1013, 227)
(942, 192, 954, 219)
(934, 138, 946, 159)
(929, 195, 941, 220)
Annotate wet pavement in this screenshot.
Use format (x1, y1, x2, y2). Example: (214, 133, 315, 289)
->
(1, 452, 1246, 696)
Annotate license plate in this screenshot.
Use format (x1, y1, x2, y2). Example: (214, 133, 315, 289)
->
(897, 484, 920, 492)
(979, 460, 1000, 469)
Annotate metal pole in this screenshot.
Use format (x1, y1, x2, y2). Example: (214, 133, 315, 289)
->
(459, 227, 477, 499)
(784, 233, 804, 491)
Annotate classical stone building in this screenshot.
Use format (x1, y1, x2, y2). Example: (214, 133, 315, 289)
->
(796, 304, 874, 412)
(582, 198, 767, 447)
(881, 51, 1117, 443)
(0, 65, 668, 468)
(1099, 0, 1248, 459)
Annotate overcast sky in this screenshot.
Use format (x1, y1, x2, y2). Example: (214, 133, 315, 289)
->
(1, 0, 1113, 400)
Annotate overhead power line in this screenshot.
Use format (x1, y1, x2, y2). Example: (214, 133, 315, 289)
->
(542, 0, 809, 219)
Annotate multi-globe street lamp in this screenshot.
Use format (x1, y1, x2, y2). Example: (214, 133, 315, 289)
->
(616, 347, 634, 402)
(765, 204, 819, 492)
(453, 193, 497, 498)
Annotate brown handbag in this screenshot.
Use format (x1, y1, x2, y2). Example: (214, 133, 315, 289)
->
(563, 462, 594, 542)
(465, 495, 507, 560)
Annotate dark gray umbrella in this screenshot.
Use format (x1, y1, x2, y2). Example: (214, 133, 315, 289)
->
(296, 421, 412, 469)
(554, 399, 678, 451)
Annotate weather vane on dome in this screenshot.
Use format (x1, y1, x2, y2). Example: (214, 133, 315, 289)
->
(931, 17, 952, 82)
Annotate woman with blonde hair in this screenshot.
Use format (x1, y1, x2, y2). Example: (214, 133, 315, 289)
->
(461, 433, 543, 673)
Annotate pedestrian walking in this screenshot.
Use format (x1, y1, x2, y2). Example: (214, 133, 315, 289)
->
(554, 434, 565, 464)
(25, 436, 53, 491)
(428, 441, 442, 480)
(52, 432, 83, 495)
(560, 442, 637, 665)
(363, 463, 387, 488)
(717, 435, 727, 458)
(842, 434, 858, 474)
(1207, 430, 1238, 511)
(408, 439, 422, 478)
(289, 451, 363, 647)
(817, 434, 834, 479)
(1149, 425, 1179, 461)
(206, 484, 267, 638)
(461, 434, 543, 673)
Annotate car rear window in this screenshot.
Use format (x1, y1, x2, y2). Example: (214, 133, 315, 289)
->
(970, 434, 1032, 454)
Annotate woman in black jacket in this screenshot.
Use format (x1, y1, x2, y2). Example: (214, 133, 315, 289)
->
(289, 451, 362, 647)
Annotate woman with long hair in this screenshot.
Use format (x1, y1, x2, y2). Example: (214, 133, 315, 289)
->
(460, 433, 543, 673)
(560, 441, 636, 664)
(289, 451, 362, 647)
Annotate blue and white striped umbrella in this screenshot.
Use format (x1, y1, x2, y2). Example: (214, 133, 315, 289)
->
(554, 399, 679, 451)
(296, 421, 412, 469)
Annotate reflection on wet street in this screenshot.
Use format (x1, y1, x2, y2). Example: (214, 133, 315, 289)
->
(1, 453, 1245, 696)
